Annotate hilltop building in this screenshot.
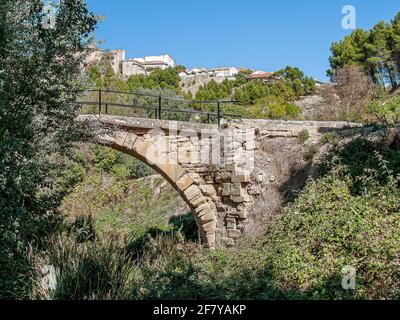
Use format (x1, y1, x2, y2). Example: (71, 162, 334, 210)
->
(122, 54, 175, 77)
(180, 67, 251, 81)
(85, 48, 126, 74)
(85, 48, 175, 78)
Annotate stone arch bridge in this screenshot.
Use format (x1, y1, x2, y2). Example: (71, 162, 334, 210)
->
(79, 114, 361, 248)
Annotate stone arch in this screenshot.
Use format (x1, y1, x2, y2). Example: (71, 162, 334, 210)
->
(98, 130, 218, 248)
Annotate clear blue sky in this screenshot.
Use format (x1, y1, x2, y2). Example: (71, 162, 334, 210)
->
(86, 0, 399, 81)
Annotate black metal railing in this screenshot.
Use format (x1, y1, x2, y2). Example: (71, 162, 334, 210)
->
(77, 89, 242, 127)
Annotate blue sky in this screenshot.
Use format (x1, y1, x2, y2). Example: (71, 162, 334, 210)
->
(85, 0, 400, 81)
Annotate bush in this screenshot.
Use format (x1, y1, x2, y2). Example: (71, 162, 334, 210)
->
(92, 145, 153, 179)
(304, 146, 318, 160)
(263, 137, 400, 299)
(322, 132, 338, 144)
(299, 130, 310, 144)
(31, 234, 133, 300)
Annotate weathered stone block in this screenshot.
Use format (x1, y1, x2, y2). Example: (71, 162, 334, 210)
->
(184, 185, 207, 207)
(199, 211, 215, 224)
(248, 187, 261, 196)
(204, 175, 214, 184)
(199, 184, 217, 196)
(124, 133, 138, 149)
(231, 192, 252, 203)
(225, 163, 237, 172)
(243, 141, 255, 151)
(222, 183, 231, 196)
(188, 172, 202, 184)
(203, 221, 217, 234)
(228, 229, 242, 239)
(238, 210, 248, 219)
(192, 195, 207, 207)
(226, 217, 236, 230)
(231, 172, 251, 183)
(176, 175, 194, 191)
(178, 150, 193, 164)
(158, 164, 185, 182)
(214, 173, 222, 183)
(229, 183, 243, 196)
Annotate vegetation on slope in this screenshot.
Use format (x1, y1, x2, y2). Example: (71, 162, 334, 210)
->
(26, 130, 400, 300)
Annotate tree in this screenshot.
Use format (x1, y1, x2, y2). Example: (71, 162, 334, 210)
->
(276, 66, 316, 96)
(195, 79, 235, 101)
(328, 12, 400, 89)
(103, 63, 117, 89)
(276, 66, 305, 81)
(332, 65, 377, 121)
(0, 0, 96, 298)
(390, 13, 400, 83)
(328, 29, 369, 77)
(365, 21, 396, 87)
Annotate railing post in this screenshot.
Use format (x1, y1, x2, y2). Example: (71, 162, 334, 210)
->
(105, 103, 108, 115)
(217, 101, 221, 129)
(158, 96, 162, 120)
(98, 89, 102, 115)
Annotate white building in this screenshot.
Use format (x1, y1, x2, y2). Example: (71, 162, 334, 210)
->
(121, 54, 175, 77)
(132, 54, 175, 70)
(122, 59, 147, 77)
(85, 48, 175, 77)
(179, 66, 251, 81)
(209, 67, 240, 79)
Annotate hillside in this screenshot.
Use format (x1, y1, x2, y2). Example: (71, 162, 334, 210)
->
(25, 127, 400, 300)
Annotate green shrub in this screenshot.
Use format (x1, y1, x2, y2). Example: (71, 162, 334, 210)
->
(128, 159, 153, 179)
(322, 132, 338, 144)
(265, 170, 400, 299)
(92, 145, 153, 180)
(304, 146, 318, 160)
(299, 129, 310, 144)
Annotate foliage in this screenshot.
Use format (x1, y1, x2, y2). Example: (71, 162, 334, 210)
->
(92, 145, 153, 180)
(88, 65, 181, 92)
(25, 135, 400, 300)
(299, 130, 310, 144)
(276, 66, 316, 96)
(30, 234, 133, 300)
(265, 139, 400, 299)
(303, 146, 318, 161)
(328, 12, 400, 89)
(195, 79, 236, 101)
(366, 94, 400, 127)
(234, 67, 315, 106)
(0, 0, 96, 298)
(322, 132, 338, 145)
(234, 81, 269, 104)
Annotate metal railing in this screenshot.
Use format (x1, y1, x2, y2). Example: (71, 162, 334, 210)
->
(77, 89, 242, 127)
